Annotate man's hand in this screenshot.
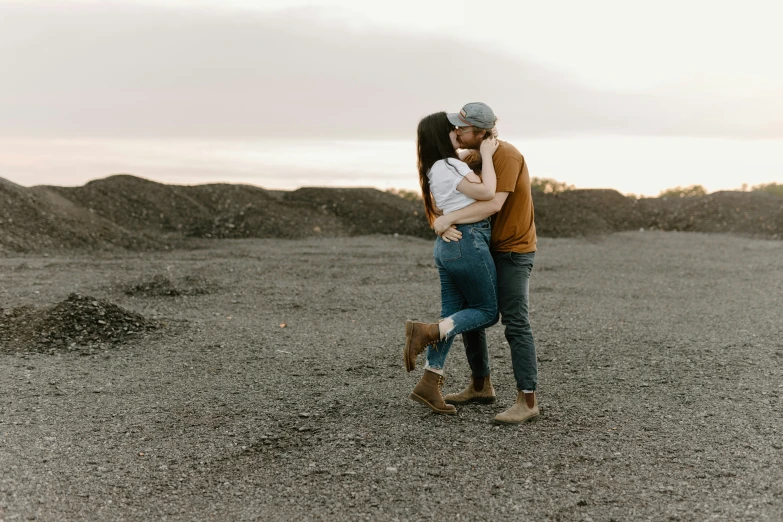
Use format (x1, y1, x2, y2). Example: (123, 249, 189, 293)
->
(439, 225, 462, 243)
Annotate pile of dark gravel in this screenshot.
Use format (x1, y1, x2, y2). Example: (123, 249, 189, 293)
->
(1, 177, 162, 253)
(185, 198, 351, 239)
(283, 187, 431, 238)
(2, 174, 781, 254)
(637, 191, 783, 239)
(122, 274, 215, 297)
(532, 189, 631, 237)
(50, 175, 389, 240)
(532, 189, 782, 239)
(0, 293, 158, 352)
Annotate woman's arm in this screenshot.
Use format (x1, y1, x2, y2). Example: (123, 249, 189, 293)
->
(454, 138, 498, 201)
(455, 173, 494, 200)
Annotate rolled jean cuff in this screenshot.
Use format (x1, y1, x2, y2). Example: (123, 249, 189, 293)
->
(423, 362, 444, 375)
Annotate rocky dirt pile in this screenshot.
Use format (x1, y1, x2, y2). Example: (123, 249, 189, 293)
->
(1, 177, 161, 253)
(638, 191, 783, 239)
(49, 176, 278, 235)
(283, 187, 430, 238)
(43, 175, 414, 240)
(46, 175, 203, 233)
(1, 174, 781, 253)
(0, 293, 158, 353)
(121, 274, 216, 297)
(184, 194, 350, 240)
(532, 189, 646, 237)
(532, 189, 781, 239)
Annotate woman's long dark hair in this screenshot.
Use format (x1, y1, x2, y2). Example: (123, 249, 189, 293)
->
(416, 112, 458, 226)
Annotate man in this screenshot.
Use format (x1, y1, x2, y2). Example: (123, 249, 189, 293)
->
(433, 102, 539, 424)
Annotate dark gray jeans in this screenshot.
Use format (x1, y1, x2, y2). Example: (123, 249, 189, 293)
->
(462, 251, 538, 392)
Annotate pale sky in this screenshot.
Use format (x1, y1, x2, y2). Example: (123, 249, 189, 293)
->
(2, 0, 782, 139)
(105, 0, 783, 94)
(0, 0, 781, 194)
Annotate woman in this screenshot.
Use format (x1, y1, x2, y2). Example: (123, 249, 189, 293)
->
(404, 111, 500, 414)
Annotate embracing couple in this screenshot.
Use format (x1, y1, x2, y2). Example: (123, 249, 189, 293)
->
(404, 102, 539, 424)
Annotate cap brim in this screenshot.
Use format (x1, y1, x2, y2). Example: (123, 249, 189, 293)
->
(447, 113, 467, 127)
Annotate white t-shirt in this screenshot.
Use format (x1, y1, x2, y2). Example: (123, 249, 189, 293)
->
(427, 158, 476, 214)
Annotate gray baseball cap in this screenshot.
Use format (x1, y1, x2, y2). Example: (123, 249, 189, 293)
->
(447, 102, 496, 129)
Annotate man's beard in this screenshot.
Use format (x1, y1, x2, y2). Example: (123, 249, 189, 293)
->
(460, 136, 481, 149)
(461, 138, 481, 149)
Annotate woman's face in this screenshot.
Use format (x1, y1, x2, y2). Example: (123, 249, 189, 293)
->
(449, 129, 460, 151)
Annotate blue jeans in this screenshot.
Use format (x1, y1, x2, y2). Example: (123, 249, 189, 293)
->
(425, 219, 499, 370)
(462, 251, 538, 391)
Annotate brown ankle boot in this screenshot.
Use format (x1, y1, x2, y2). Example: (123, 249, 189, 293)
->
(444, 375, 496, 405)
(409, 370, 457, 414)
(403, 320, 440, 372)
(493, 391, 539, 424)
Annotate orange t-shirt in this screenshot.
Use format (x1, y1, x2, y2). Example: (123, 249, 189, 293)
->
(467, 140, 537, 253)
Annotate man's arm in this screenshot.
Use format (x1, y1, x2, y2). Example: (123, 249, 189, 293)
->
(433, 192, 509, 235)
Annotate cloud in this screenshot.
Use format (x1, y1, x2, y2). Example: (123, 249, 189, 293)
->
(0, 2, 780, 139)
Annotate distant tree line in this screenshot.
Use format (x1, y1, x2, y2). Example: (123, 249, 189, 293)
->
(739, 182, 783, 198)
(387, 177, 575, 201)
(386, 188, 421, 202)
(530, 178, 575, 194)
(657, 185, 708, 198)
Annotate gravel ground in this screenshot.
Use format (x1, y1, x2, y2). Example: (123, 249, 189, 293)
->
(1, 231, 782, 521)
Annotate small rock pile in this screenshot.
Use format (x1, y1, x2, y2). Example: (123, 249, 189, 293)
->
(0, 293, 158, 352)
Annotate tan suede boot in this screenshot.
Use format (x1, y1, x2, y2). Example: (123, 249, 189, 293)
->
(403, 320, 440, 372)
(409, 370, 457, 414)
(444, 375, 496, 405)
(493, 391, 539, 424)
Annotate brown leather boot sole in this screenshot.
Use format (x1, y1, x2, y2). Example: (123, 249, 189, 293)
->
(409, 392, 457, 414)
(445, 395, 496, 406)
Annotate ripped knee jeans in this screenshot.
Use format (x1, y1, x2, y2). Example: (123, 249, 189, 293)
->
(425, 218, 499, 371)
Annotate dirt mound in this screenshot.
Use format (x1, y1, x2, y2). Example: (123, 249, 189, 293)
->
(184, 183, 278, 213)
(184, 185, 433, 239)
(533, 189, 782, 239)
(0, 293, 158, 352)
(47, 175, 217, 234)
(557, 189, 646, 230)
(638, 191, 783, 239)
(50, 175, 352, 240)
(122, 274, 216, 297)
(284, 187, 431, 238)
(531, 189, 646, 237)
(185, 198, 350, 239)
(3, 174, 781, 253)
(533, 190, 615, 237)
(1, 177, 160, 253)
